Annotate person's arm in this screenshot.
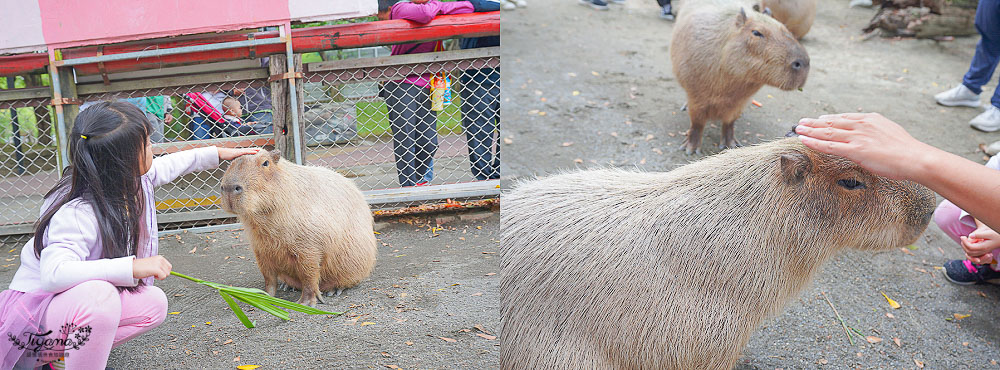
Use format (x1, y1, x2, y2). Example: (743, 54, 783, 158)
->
(145, 146, 259, 187)
(38, 204, 138, 292)
(391, 0, 475, 23)
(795, 113, 1000, 231)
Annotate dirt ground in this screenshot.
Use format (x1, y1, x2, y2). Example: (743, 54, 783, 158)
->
(502, 0, 1000, 368)
(0, 211, 498, 369)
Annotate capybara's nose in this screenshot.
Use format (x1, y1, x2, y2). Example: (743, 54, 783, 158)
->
(222, 184, 243, 195)
(791, 59, 807, 71)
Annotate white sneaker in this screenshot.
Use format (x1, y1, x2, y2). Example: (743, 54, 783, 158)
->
(984, 140, 1000, 156)
(936, 84, 981, 108)
(515, 0, 527, 7)
(849, 0, 873, 7)
(971, 105, 1000, 132)
(502, 0, 516, 10)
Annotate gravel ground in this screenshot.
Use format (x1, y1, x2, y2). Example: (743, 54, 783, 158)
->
(502, 0, 1000, 368)
(0, 211, 499, 369)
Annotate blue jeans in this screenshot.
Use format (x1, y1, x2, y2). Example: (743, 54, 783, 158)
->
(963, 0, 1000, 108)
(385, 82, 437, 187)
(246, 111, 273, 135)
(460, 68, 500, 181)
(190, 116, 212, 140)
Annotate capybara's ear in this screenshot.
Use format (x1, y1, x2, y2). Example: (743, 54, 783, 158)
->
(269, 149, 282, 163)
(736, 7, 748, 26)
(780, 152, 812, 185)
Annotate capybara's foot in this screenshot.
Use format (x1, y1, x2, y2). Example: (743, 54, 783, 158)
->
(720, 138, 742, 150)
(323, 288, 344, 297)
(278, 282, 298, 292)
(680, 139, 701, 156)
(265, 283, 277, 297)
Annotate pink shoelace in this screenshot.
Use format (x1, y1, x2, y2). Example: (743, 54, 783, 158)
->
(964, 260, 979, 274)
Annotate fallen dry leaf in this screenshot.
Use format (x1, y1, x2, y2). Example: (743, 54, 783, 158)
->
(233, 356, 240, 362)
(561, 142, 574, 147)
(476, 333, 497, 340)
(405, 341, 414, 346)
(471, 292, 483, 296)
(223, 339, 233, 345)
(503, 137, 513, 145)
(865, 336, 882, 344)
(817, 358, 828, 365)
(914, 359, 924, 368)
(439, 337, 457, 343)
(954, 313, 971, 320)
(381, 352, 391, 357)
(189, 247, 197, 254)
(474, 324, 493, 335)
(362, 322, 376, 326)
(385, 365, 400, 369)
(886, 313, 895, 319)
(893, 338, 901, 347)
(881, 292, 901, 309)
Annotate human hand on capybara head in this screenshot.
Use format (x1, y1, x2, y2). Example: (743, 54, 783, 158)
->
(961, 226, 1000, 264)
(218, 147, 261, 161)
(795, 113, 936, 180)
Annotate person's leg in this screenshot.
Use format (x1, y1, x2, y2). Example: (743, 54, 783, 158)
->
(963, 0, 1000, 94)
(145, 111, 165, 143)
(460, 70, 499, 181)
(189, 116, 210, 140)
(40, 280, 122, 368)
(411, 84, 438, 185)
(386, 82, 419, 187)
(933, 200, 977, 245)
(248, 112, 274, 135)
(112, 285, 168, 348)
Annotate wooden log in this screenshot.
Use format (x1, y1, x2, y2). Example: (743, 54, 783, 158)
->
(865, 0, 977, 38)
(268, 55, 305, 164)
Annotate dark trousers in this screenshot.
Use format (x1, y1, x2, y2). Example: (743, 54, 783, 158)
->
(656, 0, 671, 6)
(460, 68, 500, 181)
(385, 81, 438, 187)
(963, 0, 1000, 108)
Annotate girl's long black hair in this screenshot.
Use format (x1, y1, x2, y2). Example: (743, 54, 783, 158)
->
(33, 101, 151, 292)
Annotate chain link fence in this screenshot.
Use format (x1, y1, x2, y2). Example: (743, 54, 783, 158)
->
(302, 49, 500, 190)
(0, 46, 500, 239)
(0, 96, 60, 239)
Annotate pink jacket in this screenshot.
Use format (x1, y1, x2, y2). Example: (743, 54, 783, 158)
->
(390, 0, 475, 87)
(8, 147, 220, 294)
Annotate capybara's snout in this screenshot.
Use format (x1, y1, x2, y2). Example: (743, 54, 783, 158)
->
(221, 183, 243, 195)
(786, 46, 810, 89)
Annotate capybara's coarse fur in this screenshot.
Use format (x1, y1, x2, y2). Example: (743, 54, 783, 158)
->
(500, 138, 936, 369)
(220, 150, 377, 307)
(760, 0, 817, 39)
(670, 1, 809, 154)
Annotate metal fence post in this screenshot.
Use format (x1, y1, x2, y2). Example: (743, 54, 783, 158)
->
(281, 24, 304, 165)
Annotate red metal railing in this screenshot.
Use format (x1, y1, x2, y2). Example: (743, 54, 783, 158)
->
(0, 12, 500, 77)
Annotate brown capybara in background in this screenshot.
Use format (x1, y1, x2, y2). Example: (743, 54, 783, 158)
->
(760, 0, 817, 39)
(670, 0, 809, 154)
(500, 137, 936, 369)
(220, 150, 377, 307)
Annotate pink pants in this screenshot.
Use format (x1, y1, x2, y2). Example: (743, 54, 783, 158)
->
(934, 200, 1000, 269)
(36, 280, 167, 368)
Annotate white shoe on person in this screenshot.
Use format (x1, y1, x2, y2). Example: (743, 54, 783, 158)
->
(970, 105, 1000, 132)
(935, 84, 981, 108)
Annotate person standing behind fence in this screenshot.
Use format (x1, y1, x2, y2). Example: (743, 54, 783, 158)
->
(459, 0, 502, 181)
(232, 86, 274, 135)
(124, 96, 173, 143)
(0, 101, 258, 369)
(377, 0, 494, 187)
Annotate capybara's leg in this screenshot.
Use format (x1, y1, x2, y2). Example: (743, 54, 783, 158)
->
(253, 250, 280, 296)
(720, 119, 741, 149)
(681, 107, 707, 155)
(296, 256, 325, 307)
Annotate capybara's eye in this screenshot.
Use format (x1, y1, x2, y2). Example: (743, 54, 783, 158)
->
(837, 179, 866, 190)
(262, 160, 269, 167)
(752, 30, 764, 38)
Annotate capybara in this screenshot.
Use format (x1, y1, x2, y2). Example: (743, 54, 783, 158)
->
(670, 1, 809, 154)
(220, 150, 377, 307)
(759, 0, 817, 39)
(500, 137, 936, 369)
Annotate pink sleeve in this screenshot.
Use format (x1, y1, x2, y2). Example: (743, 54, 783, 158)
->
(38, 203, 137, 293)
(145, 146, 220, 187)
(391, 1, 474, 23)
